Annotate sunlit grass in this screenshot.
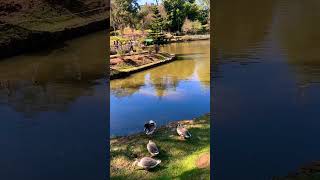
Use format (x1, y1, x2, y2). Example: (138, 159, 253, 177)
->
(110, 114, 210, 180)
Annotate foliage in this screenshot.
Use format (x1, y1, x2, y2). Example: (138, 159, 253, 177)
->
(163, 0, 186, 32)
(137, 4, 154, 31)
(110, 0, 209, 34)
(150, 5, 166, 33)
(110, 36, 130, 45)
(182, 18, 203, 34)
(197, 0, 210, 25)
(110, 0, 140, 33)
(163, 0, 205, 32)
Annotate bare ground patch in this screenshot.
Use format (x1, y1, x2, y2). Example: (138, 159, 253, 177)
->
(196, 153, 210, 169)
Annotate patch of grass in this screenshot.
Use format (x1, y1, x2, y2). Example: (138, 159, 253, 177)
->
(110, 114, 210, 180)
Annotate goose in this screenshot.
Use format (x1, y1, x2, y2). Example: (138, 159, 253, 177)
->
(133, 157, 161, 170)
(176, 123, 191, 139)
(144, 120, 156, 135)
(147, 140, 159, 156)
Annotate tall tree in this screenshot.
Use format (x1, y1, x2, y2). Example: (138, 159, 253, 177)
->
(110, 0, 140, 34)
(137, 4, 154, 32)
(163, 0, 200, 32)
(150, 5, 166, 33)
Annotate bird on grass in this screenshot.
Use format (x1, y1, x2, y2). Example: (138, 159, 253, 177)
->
(147, 140, 159, 156)
(176, 123, 192, 139)
(144, 120, 156, 135)
(133, 157, 161, 170)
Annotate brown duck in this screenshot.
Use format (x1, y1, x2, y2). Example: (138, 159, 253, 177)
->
(147, 140, 159, 156)
(176, 123, 192, 139)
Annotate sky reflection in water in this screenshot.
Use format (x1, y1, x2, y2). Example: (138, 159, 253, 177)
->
(110, 40, 210, 136)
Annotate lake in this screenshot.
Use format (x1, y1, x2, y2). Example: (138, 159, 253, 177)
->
(0, 31, 108, 180)
(214, 0, 320, 179)
(110, 40, 210, 136)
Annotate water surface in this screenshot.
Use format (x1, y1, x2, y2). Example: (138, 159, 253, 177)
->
(214, 0, 320, 179)
(0, 31, 108, 180)
(110, 40, 210, 136)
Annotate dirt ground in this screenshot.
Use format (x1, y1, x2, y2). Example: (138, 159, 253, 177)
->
(196, 153, 210, 169)
(0, 0, 108, 31)
(110, 52, 169, 70)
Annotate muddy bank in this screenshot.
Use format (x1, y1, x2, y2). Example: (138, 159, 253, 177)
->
(0, 19, 108, 59)
(110, 52, 176, 80)
(0, 0, 109, 59)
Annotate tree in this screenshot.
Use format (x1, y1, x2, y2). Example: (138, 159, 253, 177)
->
(163, 0, 200, 32)
(137, 4, 154, 33)
(150, 5, 166, 33)
(197, 0, 210, 26)
(163, 0, 186, 32)
(182, 18, 202, 34)
(110, 0, 140, 34)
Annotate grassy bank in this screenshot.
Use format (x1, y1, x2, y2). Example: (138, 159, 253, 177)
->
(110, 114, 210, 180)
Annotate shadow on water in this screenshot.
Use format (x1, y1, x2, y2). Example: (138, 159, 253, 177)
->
(0, 31, 106, 117)
(0, 31, 108, 180)
(214, 0, 320, 179)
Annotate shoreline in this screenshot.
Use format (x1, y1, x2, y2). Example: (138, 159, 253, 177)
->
(110, 113, 210, 179)
(0, 18, 109, 59)
(110, 52, 176, 80)
(170, 34, 210, 42)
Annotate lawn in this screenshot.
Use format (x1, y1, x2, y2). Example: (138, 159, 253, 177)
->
(110, 114, 210, 180)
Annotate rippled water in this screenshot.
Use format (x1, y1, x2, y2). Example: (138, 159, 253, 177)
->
(110, 40, 210, 136)
(214, 0, 320, 179)
(0, 32, 108, 180)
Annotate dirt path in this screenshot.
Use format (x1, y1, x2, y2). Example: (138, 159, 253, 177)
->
(196, 153, 210, 169)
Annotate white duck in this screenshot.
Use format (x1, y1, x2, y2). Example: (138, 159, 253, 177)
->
(144, 120, 156, 135)
(133, 157, 161, 170)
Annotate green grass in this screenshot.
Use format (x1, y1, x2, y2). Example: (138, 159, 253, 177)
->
(110, 114, 210, 180)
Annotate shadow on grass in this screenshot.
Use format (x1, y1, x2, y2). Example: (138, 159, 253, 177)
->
(177, 167, 210, 180)
(157, 148, 170, 162)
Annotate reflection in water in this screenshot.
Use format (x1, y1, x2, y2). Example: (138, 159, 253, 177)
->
(214, 0, 275, 58)
(0, 31, 107, 180)
(275, 0, 320, 86)
(0, 32, 106, 116)
(214, 0, 320, 179)
(110, 40, 210, 136)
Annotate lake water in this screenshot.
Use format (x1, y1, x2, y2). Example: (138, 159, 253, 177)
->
(110, 40, 210, 136)
(0, 31, 108, 180)
(214, 0, 320, 179)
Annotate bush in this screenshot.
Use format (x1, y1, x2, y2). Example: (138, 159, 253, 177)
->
(110, 36, 129, 45)
(182, 19, 203, 34)
(110, 31, 119, 36)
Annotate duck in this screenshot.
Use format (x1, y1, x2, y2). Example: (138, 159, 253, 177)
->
(176, 123, 192, 139)
(133, 157, 161, 170)
(144, 120, 156, 135)
(147, 140, 159, 156)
